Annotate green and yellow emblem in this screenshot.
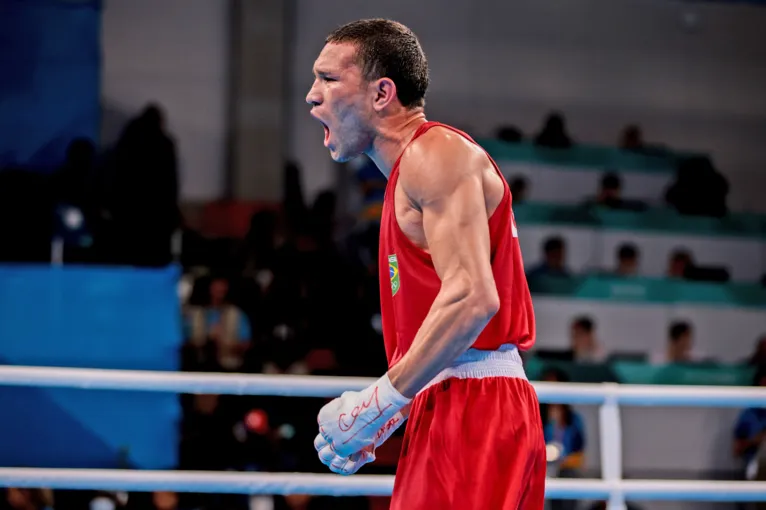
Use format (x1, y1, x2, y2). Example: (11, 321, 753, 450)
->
(388, 254, 400, 296)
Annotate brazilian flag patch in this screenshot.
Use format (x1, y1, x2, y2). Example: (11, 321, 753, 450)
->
(388, 254, 400, 296)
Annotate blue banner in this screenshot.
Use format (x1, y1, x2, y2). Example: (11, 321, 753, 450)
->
(0, 264, 182, 469)
(0, 0, 101, 171)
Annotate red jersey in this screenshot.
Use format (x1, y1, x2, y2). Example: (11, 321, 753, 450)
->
(378, 121, 535, 367)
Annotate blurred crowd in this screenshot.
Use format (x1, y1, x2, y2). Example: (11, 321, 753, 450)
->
(493, 112, 729, 219)
(0, 106, 763, 510)
(0, 103, 396, 510)
(0, 104, 179, 267)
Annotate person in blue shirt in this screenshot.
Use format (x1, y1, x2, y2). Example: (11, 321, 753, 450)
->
(183, 275, 252, 371)
(540, 368, 586, 510)
(733, 367, 766, 480)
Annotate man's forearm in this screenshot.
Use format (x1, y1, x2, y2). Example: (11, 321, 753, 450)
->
(387, 281, 499, 398)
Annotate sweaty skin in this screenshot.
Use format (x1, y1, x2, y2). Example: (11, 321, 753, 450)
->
(385, 127, 505, 398)
(306, 41, 503, 400)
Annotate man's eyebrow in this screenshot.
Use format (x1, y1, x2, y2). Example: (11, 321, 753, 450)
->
(315, 66, 342, 77)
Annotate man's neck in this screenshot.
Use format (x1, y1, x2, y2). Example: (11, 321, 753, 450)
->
(367, 110, 428, 178)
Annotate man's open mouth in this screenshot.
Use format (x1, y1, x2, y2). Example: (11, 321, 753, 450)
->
(311, 112, 331, 147)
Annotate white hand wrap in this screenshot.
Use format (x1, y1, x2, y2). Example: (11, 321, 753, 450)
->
(314, 373, 411, 474)
(315, 408, 408, 475)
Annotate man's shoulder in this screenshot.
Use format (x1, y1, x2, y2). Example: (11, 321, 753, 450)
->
(408, 125, 483, 162)
(399, 125, 489, 185)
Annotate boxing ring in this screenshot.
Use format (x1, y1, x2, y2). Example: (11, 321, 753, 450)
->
(1, 365, 766, 510)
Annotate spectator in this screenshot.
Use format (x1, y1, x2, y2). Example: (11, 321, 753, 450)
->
(105, 103, 179, 266)
(733, 367, 766, 481)
(594, 172, 622, 208)
(569, 316, 605, 363)
(665, 156, 729, 218)
(534, 112, 573, 149)
(496, 125, 523, 143)
(652, 321, 698, 364)
(540, 368, 586, 510)
(667, 249, 693, 279)
(527, 236, 570, 278)
(184, 274, 252, 371)
(619, 124, 644, 151)
(666, 249, 728, 283)
(586, 172, 647, 211)
(667, 321, 694, 363)
(4, 488, 54, 510)
(614, 243, 639, 277)
(510, 176, 528, 203)
(150, 491, 178, 510)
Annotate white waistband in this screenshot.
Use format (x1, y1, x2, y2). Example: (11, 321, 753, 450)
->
(419, 344, 527, 394)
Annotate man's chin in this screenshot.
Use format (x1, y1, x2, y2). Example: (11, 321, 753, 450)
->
(329, 148, 355, 164)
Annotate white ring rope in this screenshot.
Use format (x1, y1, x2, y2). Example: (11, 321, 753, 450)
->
(1, 365, 766, 406)
(0, 469, 394, 497)
(2, 364, 766, 502)
(0, 469, 765, 501)
(0, 365, 373, 397)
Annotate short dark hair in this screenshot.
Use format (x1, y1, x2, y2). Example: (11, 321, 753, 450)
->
(669, 321, 691, 341)
(601, 172, 622, 191)
(326, 19, 429, 108)
(618, 243, 638, 261)
(572, 316, 594, 332)
(510, 176, 528, 196)
(543, 236, 564, 254)
(670, 249, 692, 263)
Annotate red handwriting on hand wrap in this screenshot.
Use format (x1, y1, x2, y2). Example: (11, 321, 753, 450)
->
(338, 386, 382, 432)
(337, 386, 393, 445)
(375, 415, 401, 442)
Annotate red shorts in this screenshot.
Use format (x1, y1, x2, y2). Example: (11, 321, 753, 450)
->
(389, 376, 546, 510)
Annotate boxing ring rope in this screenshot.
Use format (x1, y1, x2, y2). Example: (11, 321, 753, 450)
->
(2, 366, 766, 509)
(2, 468, 766, 501)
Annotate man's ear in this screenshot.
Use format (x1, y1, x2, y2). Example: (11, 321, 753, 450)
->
(372, 77, 397, 111)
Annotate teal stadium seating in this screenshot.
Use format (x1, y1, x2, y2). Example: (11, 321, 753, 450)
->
(477, 138, 766, 478)
(480, 138, 706, 206)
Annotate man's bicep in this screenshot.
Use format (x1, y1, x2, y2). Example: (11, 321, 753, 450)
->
(419, 171, 494, 285)
(400, 129, 497, 289)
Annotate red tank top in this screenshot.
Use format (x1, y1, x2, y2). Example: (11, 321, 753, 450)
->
(378, 121, 536, 368)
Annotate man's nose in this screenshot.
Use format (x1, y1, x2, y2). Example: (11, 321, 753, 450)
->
(306, 83, 321, 106)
